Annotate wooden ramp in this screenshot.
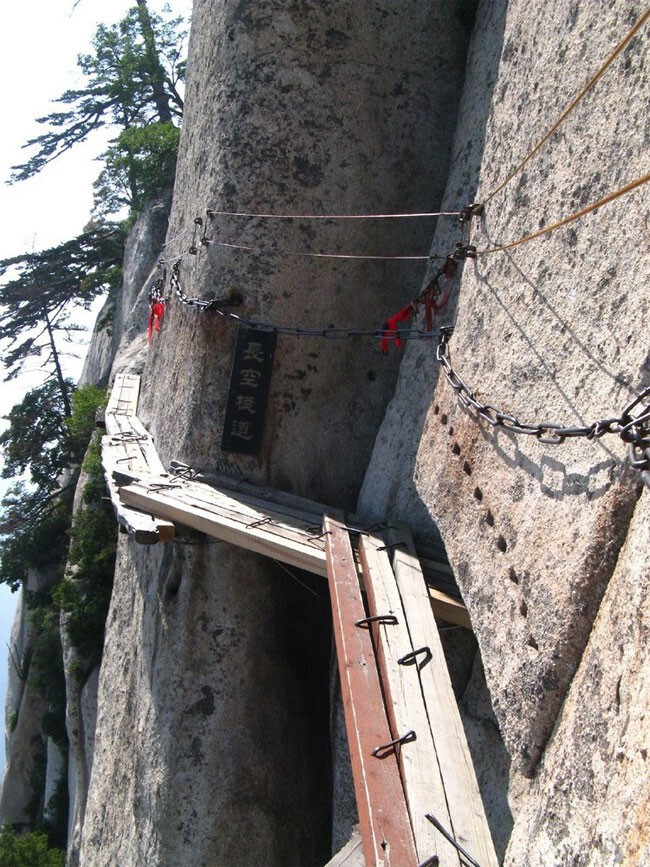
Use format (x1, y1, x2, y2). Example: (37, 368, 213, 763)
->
(325, 518, 498, 867)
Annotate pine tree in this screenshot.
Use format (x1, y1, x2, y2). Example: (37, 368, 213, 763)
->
(10, 2, 185, 186)
(0, 223, 125, 402)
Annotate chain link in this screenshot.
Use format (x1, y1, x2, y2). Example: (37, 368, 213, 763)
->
(169, 259, 447, 342)
(437, 327, 650, 488)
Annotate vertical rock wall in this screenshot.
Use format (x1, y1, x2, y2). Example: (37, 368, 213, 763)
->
(359, 0, 649, 860)
(79, 2, 470, 865)
(140, 0, 469, 506)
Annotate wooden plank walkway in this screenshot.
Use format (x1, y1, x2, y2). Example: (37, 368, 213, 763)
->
(118, 476, 470, 628)
(100, 374, 497, 865)
(325, 517, 418, 867)
(326, 520, 498, 867)
(101, 373, 174, 543)
(102, 375, 470, 625)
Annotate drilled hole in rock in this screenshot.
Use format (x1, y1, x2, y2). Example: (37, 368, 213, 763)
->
(440, 413, 448, 425)
(462, 461, 472, 475)
(486, 510, 495, 527)
(527, 636, 539, 651)
(473, 487, 483, 501)
(448, 426, 454, 436)
(520, 600, 528, 617)
(433, 404, 439, 415)
(508, 567, 519, 584)
(164, 574, 182, 601)
(452, 443, 461, 455)
(496, 535, 507, 552)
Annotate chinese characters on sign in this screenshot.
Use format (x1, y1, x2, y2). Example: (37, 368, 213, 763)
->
(221, 327, 277, 455)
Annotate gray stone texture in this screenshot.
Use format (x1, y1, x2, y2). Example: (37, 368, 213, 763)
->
(80, 192, 171, 388)
(79, 3, 470, 864)
(504, 491, 650, 865)
(359, 0, 649, 790)
(0, 567, 59, 825)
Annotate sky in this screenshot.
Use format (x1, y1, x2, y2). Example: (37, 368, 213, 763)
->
(0, 0, 192, 777)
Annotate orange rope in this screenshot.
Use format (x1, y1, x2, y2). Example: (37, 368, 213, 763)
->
(477, 172, 650, 255)
(483, 7, 650, 205)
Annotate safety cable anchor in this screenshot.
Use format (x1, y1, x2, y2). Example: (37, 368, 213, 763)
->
(459, 202, 485, 223)
(453, 242, 477, 259)
(205, 292, 244, 311)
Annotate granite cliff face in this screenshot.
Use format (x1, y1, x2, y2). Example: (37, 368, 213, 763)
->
(80, 3, 470, 866)
(360, 0, 649, 863)
(3, 1, 648, 865)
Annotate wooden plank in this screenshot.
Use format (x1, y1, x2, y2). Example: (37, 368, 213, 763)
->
(324, 517, 417, 867)
(120, 480, 328, 575)
(358, 534, 460, 866)
(102, 374, 174, 542)
(386, 524, 499, 867)
(128, 477, 330, 561)
(324, 827, 365, 867)
(101, 437, 175, 543)
(166, 479, 329, 546)
(427, 588, 472, 630)
(169, 462, 350, 522)
(105, 372, 140, 421)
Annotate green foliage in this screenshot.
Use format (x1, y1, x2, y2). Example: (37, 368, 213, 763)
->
(0, 380, 72, 486)
(93, 121, 180, 217)
(10, 5, 185, 185)
(54, 435, 116, 664)
(66, 384, 109, 462)
(27, 596, 68, 750)
(0, 223, 125, 384)
(0, 384, 106, 590)
(0, 492, 72, 591)
(0, 827, 65, 867)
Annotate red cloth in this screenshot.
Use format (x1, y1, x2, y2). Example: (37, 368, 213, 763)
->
(148, 301, 165, 342)
(380, 303, 415, 352)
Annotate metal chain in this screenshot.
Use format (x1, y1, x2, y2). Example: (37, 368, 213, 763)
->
(168, 257, 453, 342)
(437, 327, 650, 488)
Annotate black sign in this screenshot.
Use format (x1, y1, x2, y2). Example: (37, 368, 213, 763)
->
(221, 327, 277, 455)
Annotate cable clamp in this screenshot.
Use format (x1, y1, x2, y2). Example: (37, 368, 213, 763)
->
(459, 202, 485, 223)
(453, 242, 477, 260)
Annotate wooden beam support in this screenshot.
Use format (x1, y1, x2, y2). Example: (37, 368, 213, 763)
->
(102, 374, 174, 543)
(120, 479, 328, 575)
(324, 517, 418, 867)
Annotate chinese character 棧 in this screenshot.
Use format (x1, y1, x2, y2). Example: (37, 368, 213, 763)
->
(230, 420, 253, 440)
(240, 368, 262, 388)
(235, 395, 257, 415)
(243, 342, 265, 363)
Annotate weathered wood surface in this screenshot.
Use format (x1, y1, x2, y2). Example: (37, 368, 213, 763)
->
(384, 524, 499, 867)
(120, 477, 330, 574)
(324, 517, 418, 867)
(103, 377, 470, 623)
(358, 533, 460, 865)
(102, 374, 174, 543)
(324, 827, 365, 867)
